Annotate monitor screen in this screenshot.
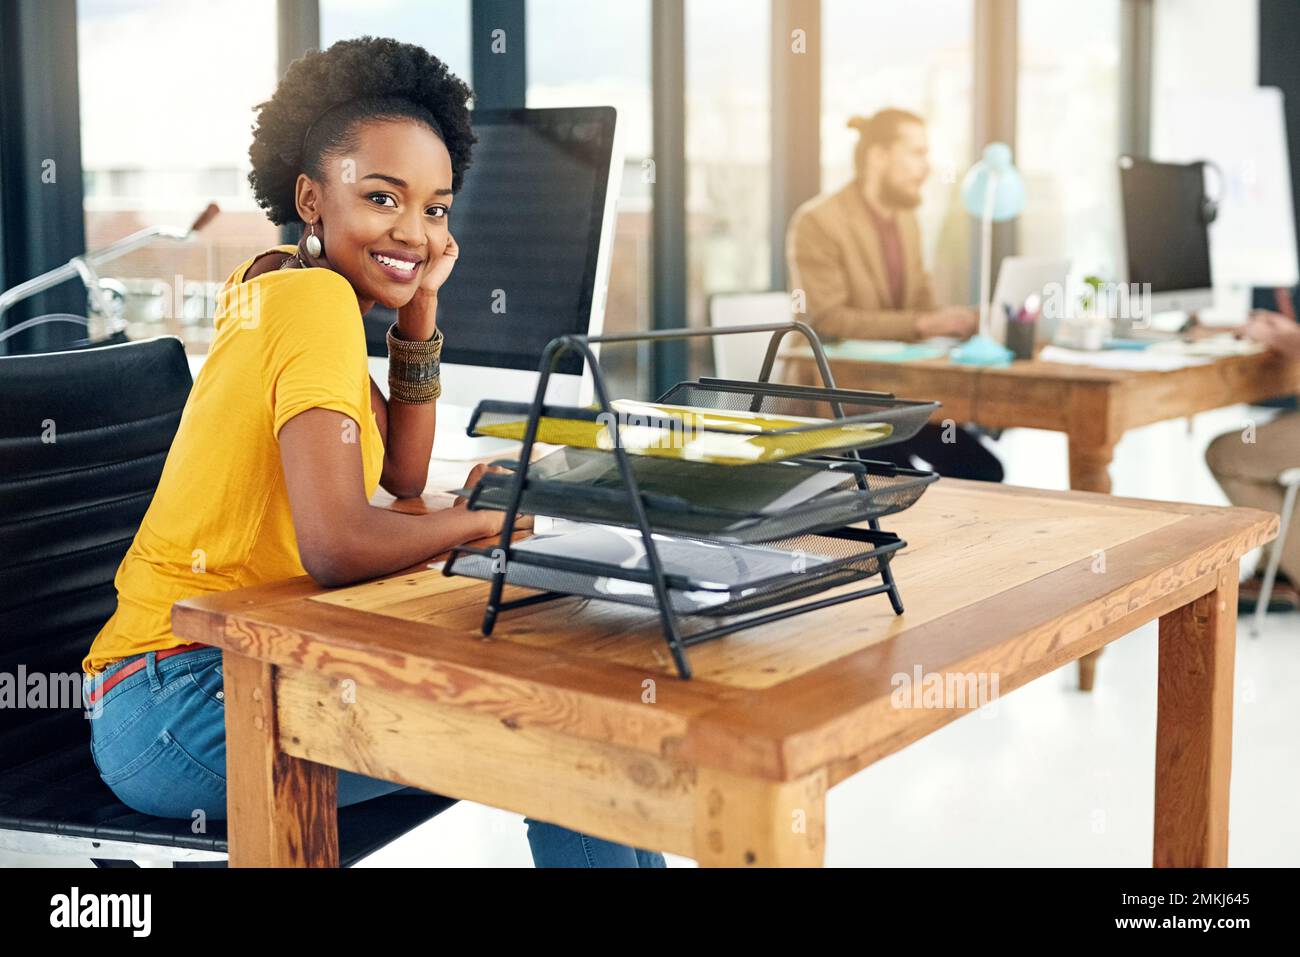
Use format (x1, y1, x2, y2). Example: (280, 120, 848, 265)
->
(364, 106, 617, 377)
(1119, 156, 1213, 294)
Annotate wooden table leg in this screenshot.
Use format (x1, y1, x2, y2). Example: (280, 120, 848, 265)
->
(694, 767, 827, 866)
(1076, 652, 1100, 692)
(223, 652, 339, 867)
(1069, 437, 1116, 690)
(1067, 440, 1115, 495)
(1153, 567, 1238, 867)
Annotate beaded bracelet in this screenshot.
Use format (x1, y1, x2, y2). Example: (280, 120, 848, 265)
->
(387, 322, 443, 404)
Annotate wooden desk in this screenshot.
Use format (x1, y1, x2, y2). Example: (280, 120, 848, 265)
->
(172, 478, 1275, 867)
(786, 349, 1300, 690)
(786, 350, 1300, 494)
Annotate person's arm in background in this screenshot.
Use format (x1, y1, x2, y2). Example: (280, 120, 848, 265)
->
(903, 252, 976, 338)
(787, 211, 976, 341)
(1243, 309, 1300, 360)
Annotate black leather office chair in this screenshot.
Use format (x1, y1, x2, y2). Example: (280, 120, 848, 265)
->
(0, 336, 456, 866)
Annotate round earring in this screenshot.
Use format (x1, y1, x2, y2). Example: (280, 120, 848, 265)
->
(304, 222, 322, 258)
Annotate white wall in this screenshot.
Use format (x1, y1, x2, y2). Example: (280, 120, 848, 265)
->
(1152, 0, 1262, 317)
(1153, 0, 1258, 99)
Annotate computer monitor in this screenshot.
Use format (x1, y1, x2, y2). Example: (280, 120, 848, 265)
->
(365, 106, 622, 459)
(1118, 155, 1214, 321)
(1153, 89, 1299, 293)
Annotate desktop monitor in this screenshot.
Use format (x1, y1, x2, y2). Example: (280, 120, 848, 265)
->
(1118, 155, 1214, 320)
(365, 106, 622, 458)
(1153, 88, 1299, 293)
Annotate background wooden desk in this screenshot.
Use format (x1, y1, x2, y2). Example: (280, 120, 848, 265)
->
(785, 348, 1300, 690)
(172, 479, 1275, 868)
(785, 349, 1300, 493)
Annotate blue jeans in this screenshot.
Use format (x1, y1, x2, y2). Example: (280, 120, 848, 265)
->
(83, 647, 665, 867)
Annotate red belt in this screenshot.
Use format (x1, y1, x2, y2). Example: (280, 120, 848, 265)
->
(85, 643, 208, 704)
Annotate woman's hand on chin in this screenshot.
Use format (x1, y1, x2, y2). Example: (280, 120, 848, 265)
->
(420, 231, 459, 295)
(397, 233, 456, 340)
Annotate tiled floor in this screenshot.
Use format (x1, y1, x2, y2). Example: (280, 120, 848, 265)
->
(5, 405, 1295, 867)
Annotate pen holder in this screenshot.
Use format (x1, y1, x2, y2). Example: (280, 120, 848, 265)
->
(1005, 318, 1037, 360)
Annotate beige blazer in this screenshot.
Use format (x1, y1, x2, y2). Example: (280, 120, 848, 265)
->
(786, 180, 936, 342)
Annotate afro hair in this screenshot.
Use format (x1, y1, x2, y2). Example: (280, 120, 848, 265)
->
(248, 36, 476, 226)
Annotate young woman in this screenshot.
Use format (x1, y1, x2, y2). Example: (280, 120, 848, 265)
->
(81, 36, 665, 868)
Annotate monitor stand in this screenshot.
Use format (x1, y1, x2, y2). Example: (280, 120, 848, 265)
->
(431, 402, 520, 462)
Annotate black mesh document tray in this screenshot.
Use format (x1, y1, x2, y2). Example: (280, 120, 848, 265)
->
(465, 379, 938, 463)
(445, 524, 905, 618)
(656, 377, 939, 450)
(462, 447, 938, 543)
(441, 320, 940, 679)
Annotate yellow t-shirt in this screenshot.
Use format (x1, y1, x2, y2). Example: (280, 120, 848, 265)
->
(82, 245, 386, 675)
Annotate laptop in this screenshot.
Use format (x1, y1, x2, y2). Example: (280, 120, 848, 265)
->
(990, 256, 1071, 345)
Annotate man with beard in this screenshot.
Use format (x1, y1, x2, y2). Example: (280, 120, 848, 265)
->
(785, 108, 1003, 481)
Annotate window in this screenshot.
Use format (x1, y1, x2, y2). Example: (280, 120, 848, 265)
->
(1017, 0, 1122, 281)
(686, 0, 770, 372)
(77, 0, 280, 351)
(820, 0, 975, 306)
(528, 0, 652, 397)
(321, 0, 472, 81)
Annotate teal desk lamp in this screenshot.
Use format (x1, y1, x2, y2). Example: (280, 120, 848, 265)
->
(952, 142, 1024, 366)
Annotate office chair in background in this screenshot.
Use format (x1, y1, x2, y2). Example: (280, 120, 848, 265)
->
(707, 291, 797, 379)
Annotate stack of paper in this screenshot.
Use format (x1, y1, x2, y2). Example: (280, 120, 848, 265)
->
(1038, 345, 1213, 372)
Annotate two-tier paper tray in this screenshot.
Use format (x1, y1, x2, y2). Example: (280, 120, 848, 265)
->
(442, 322, 941, 679)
